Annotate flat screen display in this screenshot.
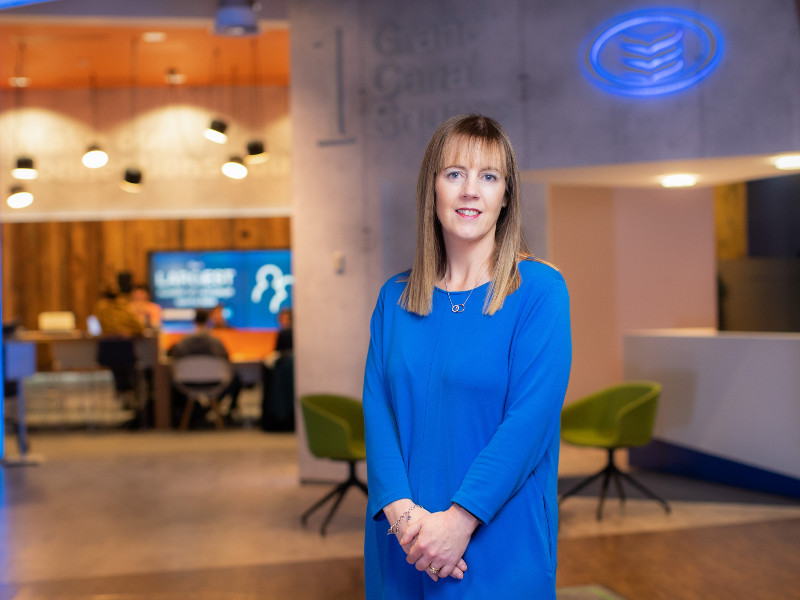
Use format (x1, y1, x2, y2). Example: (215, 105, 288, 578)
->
(149, 249, 292, 330)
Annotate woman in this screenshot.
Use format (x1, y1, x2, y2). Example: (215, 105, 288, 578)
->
(363, 114, 572, 598)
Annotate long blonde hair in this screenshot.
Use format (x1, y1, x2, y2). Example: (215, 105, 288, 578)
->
(399, 114, 531, 316)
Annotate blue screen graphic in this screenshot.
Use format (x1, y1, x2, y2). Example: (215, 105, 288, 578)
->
(149, 249, 292, 330)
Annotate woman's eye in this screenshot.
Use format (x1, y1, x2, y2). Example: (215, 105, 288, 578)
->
(446, 171, 462, 180)
(482, 173, 499, 182)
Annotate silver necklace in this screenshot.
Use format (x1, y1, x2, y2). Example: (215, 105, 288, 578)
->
(443, 270, 483, 313)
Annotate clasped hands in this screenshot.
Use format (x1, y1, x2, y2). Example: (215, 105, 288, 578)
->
(388, 501, 479, 582)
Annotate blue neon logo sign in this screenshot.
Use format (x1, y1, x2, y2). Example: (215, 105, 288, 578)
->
(584, 8, 723, 97)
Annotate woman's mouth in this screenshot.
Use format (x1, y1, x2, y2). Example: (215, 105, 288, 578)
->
(456, 208, 481, 218)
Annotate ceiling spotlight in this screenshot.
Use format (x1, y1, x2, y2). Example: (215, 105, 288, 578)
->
(82, 144, 109, 169)
(214, 0, 259, 36)
(222, 156, 248, 179)
(204, 119, 228, 144)
(245, 140, 269, 164)
(774, 154, 800, 170)
(12, 156, 38, 180)
(660, 173, 697, 188)
(7, 185, 33, 209)
(120, 168, 143, 193)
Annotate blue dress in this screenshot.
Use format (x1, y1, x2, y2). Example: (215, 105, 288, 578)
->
(363, 259, 572, 599)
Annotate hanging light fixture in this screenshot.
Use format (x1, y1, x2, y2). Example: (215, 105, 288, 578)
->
(222, 156, 248, 179)
(7, 185, 33, 209)
(245, 139, 268, 164)
(10, 42, 39, 181)
(203, 47, 229, 144)
(121, 39, 145, 193)
(244, 39, 269, 165)
(83, 74, 109, 168)
(204, 118, 228, 143)
(12, 156, 38, 180)
(82, 144, 109, 168)
(120, 168, 143, 193)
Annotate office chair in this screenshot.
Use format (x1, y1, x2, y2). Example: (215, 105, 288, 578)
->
(559, 381, 671, 520)
(300, 394, 368, 535)
(172, 355, 232, 431)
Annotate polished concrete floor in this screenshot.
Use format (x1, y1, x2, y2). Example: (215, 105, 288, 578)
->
(2, 430, 799, 599)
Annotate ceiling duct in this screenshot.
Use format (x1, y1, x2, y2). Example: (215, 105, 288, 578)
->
(214, 0, 259, 36)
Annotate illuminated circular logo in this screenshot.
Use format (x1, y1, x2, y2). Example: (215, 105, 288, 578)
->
(584, 8, 723, 97)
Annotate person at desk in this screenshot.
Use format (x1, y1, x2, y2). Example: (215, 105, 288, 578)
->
(260, 307, 294, 431)
(128, 284, 162, 330)
(168, 308, 242, 426)
(93, 287, 144, 338)
(92, 287, 144, 407)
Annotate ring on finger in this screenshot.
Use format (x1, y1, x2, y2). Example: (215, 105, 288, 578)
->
(428, 564, 440, 574)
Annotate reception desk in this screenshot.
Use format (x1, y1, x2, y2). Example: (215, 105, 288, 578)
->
(623, 329, 800, 497)
(12, 329, 276, 429)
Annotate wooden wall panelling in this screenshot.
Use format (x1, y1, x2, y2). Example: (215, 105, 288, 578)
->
(1, 217, 291, 330)
(182, 218, 236, 250)
(1, 223, 17, 322)
(128, 219, 183, 286)
(20, 223, 44, 328)
(69, 221, 103, 329)
(41, 222, 71, 314)
(100, 220, 129, 290)
(233, 217, 291, 249)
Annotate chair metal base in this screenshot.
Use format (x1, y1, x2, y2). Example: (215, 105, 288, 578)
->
(559, 448, 671, 520)
(300, 460, 368, 536)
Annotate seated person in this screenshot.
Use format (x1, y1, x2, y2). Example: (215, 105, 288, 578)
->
(128, 284, 162, 329)
(208, 303, 229, 329)
(168, 308, 241, 426)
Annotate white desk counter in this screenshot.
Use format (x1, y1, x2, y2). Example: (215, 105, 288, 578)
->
(623, 329, 800, 496)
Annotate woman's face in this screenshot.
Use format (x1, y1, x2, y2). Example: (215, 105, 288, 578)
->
(434, 137, 507, 249)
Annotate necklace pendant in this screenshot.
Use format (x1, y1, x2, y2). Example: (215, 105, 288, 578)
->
(451, 303, 465, 313)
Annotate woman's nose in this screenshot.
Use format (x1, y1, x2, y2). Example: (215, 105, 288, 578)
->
(461, 174, 479, 197)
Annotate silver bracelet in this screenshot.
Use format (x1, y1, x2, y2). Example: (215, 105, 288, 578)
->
(387, 504, 419, 535)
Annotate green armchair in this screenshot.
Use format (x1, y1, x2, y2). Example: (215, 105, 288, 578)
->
(300, 394, 368, 535)
(559, 381, 670, 520)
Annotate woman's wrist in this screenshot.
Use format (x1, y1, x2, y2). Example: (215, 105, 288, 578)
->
(448, 503, 481, 534)
(383, 499, 416, 527)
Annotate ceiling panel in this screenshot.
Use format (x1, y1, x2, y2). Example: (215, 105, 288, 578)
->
(0, 21, 290, 90)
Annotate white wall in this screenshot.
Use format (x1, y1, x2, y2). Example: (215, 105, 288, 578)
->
(550, 185, 717, 401)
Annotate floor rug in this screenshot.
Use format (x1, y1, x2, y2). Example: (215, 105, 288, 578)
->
(557, 585, 629, 600)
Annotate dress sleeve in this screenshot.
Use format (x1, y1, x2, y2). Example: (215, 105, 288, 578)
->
(362, 286, 414, 520)
(451, 278, 571, 524)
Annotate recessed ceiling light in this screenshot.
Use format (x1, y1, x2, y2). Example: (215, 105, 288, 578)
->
(142, 31, 167, 43)
(165, 69, 186, 85)
(774, 154, 800, 171)
(660, 174, 697, 188)
(9, 76, 30, 88)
